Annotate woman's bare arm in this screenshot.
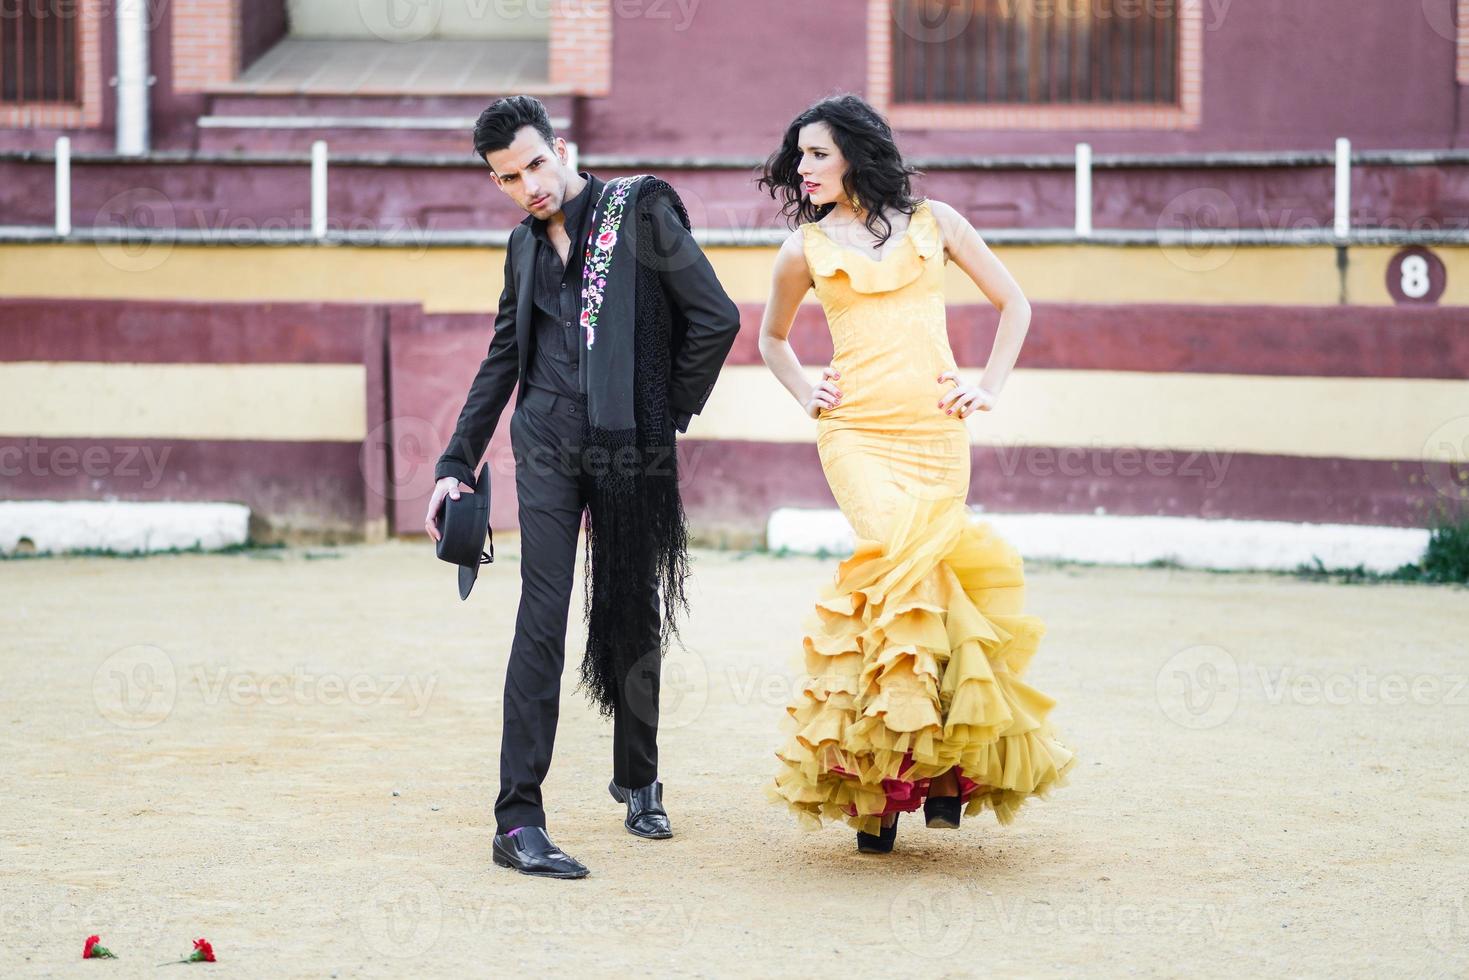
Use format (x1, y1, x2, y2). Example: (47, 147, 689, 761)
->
(758, 231, 842, 418)
(930, 199, 1033, 405)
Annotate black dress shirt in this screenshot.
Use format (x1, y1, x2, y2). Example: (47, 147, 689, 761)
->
(524, 174, 597, 400)
(434, 172, 743, 488)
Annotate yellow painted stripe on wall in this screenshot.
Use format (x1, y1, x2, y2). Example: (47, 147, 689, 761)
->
(820, 243, 1341, 307)
(0, 244, 500, 315)
(687, 366, 1469, 462)
(1349, 246, 1469, 307)
(3, 242, 1460, 311)
(0, 363, 367, 441)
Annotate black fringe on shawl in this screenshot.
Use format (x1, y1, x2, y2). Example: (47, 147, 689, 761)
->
(577, 178, 693, 717)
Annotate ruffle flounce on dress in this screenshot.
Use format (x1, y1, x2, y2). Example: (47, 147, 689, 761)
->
(769, 494, 1077, 837)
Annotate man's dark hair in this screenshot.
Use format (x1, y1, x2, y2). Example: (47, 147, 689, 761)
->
(472, 95, 557, 161)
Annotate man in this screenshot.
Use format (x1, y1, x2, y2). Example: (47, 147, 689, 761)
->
(424, 96, 740, 879)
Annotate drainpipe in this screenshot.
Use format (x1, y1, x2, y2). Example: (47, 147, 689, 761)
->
(114, 0, 152, 155)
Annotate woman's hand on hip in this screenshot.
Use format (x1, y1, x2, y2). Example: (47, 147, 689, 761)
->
(937, 371, 997, 418)
(804, 367, 843, 418)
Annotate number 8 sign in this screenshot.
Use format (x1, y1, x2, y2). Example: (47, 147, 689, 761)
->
(1386, 247, 1446, 305)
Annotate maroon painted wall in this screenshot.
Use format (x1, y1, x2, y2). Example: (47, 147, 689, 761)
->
(0, 297, 403, 543)
(587, 0, 1464, 156)
(2, 1, 1466, 236)
(149, 0, 209, 152)
(2, 157, 1460, 236)
(1, 0, 1465, 156)
(240, 0, 289, 73)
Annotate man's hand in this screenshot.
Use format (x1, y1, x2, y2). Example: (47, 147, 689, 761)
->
(425, 476, 475, 542)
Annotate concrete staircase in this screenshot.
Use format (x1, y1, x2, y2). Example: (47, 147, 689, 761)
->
(196, 92, 575, 155)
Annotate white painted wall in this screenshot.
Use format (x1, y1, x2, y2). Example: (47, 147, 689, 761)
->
(288, 0, 550, 40)
(766, 508, 1432, 574)
(0, 502, 250, 556)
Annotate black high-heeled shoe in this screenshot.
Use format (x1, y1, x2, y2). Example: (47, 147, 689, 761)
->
(856, 812, 899, 854)
(924, 794, 963, 829)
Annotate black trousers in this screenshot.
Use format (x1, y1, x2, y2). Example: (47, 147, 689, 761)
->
(495, 384, 661, 835)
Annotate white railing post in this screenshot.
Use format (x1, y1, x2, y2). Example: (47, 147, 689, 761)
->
(115, 0, 150, 155)
(311, 140, 329, 239)
(55, 136, 71, 236)
(1074, 142, 1092, 237)
(1333, 137, 1351, 240)
(565, 140, 579, 174)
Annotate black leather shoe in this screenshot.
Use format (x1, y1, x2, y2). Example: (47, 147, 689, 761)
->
(924, 794, 963, 830)
(491, 827, 589, 879)
(608, 779, 673, 840)
(856, 811, 900, 854)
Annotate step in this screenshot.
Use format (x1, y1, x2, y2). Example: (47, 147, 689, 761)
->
(205, 91, 573, 124)
(197, 92, 573, 155)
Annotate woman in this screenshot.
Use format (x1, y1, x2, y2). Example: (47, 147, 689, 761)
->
(757, 94, 1076, 853)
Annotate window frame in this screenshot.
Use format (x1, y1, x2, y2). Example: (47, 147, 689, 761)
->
(0, 0, 101, 128)
(867, 0, 1202, 130)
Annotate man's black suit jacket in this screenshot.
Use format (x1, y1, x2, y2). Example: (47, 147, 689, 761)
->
(435, 177, 742, 489)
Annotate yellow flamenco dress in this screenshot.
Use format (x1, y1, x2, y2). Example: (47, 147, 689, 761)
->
(769, 200, 1077, 837)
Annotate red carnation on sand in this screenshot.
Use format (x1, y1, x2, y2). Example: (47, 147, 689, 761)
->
(83, 934, 118, 959)
(157, 937, 215, 965)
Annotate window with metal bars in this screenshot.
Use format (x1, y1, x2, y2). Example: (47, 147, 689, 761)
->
(1, 0, 79, 106)
(891, 0, 1179, 105)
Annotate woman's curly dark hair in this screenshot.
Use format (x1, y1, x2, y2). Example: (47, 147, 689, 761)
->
(757, 93, 922, 246)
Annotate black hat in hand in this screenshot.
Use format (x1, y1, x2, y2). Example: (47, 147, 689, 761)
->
(435, 463, 494, 600)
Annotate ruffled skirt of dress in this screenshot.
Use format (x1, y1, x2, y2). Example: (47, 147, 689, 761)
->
(768, 494, 1077, 836)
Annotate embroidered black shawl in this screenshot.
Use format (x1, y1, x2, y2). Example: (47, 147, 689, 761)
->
(575, 174, 692, 716)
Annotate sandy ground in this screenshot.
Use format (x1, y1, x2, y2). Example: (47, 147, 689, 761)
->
(2, 537, 1467, 978)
